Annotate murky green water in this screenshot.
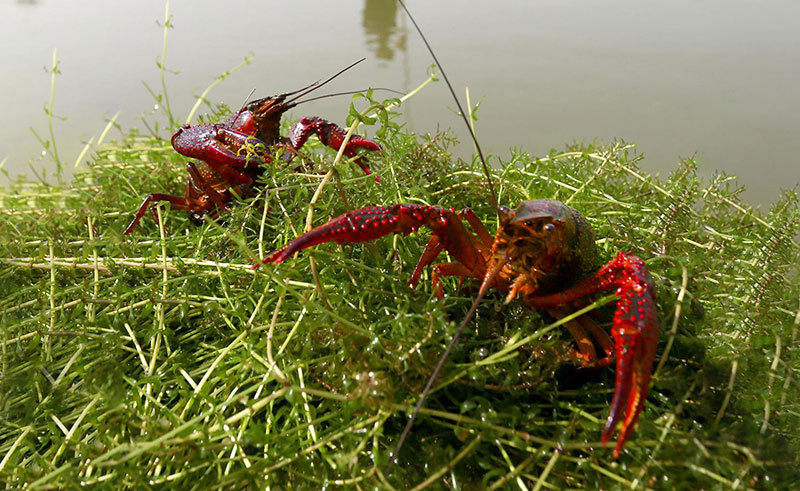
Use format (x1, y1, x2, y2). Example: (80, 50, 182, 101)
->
(2, 0, 798, 205)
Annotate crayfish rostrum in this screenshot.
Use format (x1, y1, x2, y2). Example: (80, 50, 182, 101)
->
(124, 63, 381, 234)
(256, 198, 659, 458)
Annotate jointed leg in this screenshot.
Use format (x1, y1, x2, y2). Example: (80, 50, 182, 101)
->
(457, 208, 492, 252)
(124, 192, 208, 235)
(548, 306, 615, 368)
(185, 162, 231, 213)
(429, 262, 475, 297)
(408, 213, 489, 290)
(409, 235, 446, 288)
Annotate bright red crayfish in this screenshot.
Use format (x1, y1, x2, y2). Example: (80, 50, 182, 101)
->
(255, 2, 660, 461)
(257, 199, 659, 458)
(124, 61, 382, 234)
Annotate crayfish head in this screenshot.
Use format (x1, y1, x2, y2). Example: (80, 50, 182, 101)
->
(492, 199, 597, 297)
(240, 95, 293, 144)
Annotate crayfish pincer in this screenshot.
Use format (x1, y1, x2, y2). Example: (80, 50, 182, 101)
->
(256, 199, 659, 458)
(124, 61, 381, 235)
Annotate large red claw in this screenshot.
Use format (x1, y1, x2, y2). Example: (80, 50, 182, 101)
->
(597, 253, 659, 457)
(254, 204, 444, 268)
(529, 252, 658, 456)
(172, 124, 267, 173)
(289, 116, 382, 178)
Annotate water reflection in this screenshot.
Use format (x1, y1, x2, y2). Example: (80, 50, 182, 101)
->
(362, 0, 406, 61)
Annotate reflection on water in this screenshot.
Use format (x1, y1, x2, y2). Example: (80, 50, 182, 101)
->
(362, 0, 406, 61)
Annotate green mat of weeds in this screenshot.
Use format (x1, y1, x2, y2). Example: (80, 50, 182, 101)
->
(1, 112, 799, 488)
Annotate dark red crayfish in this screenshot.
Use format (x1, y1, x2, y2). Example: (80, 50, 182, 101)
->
(124, 62, 382, 235)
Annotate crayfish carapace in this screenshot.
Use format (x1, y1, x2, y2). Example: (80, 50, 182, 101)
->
(256, 198, 659, 458)
(124, 60, 381, 234)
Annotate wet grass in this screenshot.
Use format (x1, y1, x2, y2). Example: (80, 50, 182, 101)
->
(1, 100, 800, 488)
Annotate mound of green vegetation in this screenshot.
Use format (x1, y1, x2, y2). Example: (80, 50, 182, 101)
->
(1, 94, 799, 488)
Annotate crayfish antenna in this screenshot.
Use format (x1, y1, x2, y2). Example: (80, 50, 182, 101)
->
(386, 253, 510, 472)
(230, 87, 258, 126)
(282, 57, 368, 108)
(297, 87, 405, 105)
(397, 0, 499, 215)
(240, 59, 368, 119)
(384, 0, 504, 473)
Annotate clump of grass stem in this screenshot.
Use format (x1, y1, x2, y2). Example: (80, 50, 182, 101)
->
(1, 10, 799, 483)
(1, 98, 798, 486)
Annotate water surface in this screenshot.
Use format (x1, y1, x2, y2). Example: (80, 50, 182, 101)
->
(1, 0, 798, 205)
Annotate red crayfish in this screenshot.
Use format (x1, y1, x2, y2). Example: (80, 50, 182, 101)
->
(257, 200, 658, 458)
(124, 61, 382, 235)
(255, 1, 660, 462)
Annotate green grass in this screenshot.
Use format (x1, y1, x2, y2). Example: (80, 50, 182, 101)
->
(1, 94, 799, 488)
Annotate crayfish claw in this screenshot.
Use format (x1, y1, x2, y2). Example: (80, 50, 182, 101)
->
(256, 204, 445, 269)
(531, 252, 659, 456)
(601, 254, 659, 457)
(289, 117, 381, 177)
(602, 323, 655, 457)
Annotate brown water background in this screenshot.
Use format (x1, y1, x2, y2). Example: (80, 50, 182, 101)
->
(1, 0, 798, 206)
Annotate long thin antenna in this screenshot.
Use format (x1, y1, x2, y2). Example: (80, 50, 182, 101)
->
(387, 287, 487, 471)
(296, 87, 405, 106)
(232, 87, 258, 122)
(386, 0, 508, 472)
(386, 256, 509, 471)
(397, 0, 499, 213)
(283, 58, 367, 107)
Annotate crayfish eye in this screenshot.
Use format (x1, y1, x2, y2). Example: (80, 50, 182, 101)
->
(524, 219, 551, 232)
(499, 206, 513, 225)
(524, 220, 556, 234)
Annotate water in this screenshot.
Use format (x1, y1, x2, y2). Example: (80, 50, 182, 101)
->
(2, 0, 798, 206)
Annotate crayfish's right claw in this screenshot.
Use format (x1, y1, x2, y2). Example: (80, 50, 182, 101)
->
(289, 116, 382, 179)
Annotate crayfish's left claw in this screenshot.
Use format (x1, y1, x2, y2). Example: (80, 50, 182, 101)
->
(289, 116, 382, 179)
(529, 252, 659, 457)
(598, 253, 659, 457)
